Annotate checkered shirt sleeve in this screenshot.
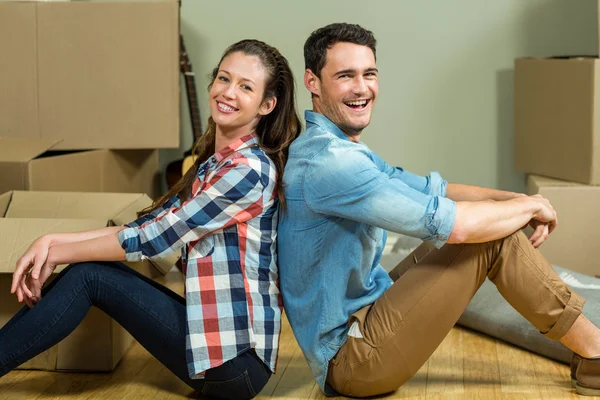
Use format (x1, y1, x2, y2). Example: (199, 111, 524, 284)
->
(117, 161, 267, 261)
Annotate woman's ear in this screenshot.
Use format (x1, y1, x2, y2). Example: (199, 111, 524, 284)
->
(304, 69, 320, 97)
(259, 96, 277, 116)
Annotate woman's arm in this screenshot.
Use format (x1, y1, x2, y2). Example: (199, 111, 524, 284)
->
(12, 229, 127, 305)
(45, 232, 126, 270)
(45, 226, 126, 247)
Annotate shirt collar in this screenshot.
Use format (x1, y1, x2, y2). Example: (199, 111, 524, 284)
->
(304, 110, 353, 142)
(212, 133, 259, 163)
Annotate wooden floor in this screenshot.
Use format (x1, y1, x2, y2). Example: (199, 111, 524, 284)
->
(0, 270, 597, 400)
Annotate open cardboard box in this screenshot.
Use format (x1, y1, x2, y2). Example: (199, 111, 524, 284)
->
(0, 191, 177, 371)
(0, 137, 159, 197)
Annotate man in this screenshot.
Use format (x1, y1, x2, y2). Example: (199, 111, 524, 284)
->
(278, 23, 600, 397)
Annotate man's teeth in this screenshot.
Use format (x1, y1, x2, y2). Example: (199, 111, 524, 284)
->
(218, 102, 236, 112)
(346, 100, 367, 106)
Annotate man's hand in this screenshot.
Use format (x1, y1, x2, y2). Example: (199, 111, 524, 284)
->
(523, 194, 558, 248)
(524, 219, 550, 248)
(11, 235, 54, 307)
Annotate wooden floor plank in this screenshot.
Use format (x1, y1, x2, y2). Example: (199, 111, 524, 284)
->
(0, 370, 33, 399)
(496, 340, 540, 396)
(391, 360, 429, 399)
(0, 370, 55, 400)
(461, 328, 501, 400)
(425, 327, 464, 395)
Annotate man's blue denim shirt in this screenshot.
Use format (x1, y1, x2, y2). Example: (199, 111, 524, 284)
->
(278, 111, 457, 393)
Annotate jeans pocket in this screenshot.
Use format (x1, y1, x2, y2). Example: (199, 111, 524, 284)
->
(201, 370, 257, 400)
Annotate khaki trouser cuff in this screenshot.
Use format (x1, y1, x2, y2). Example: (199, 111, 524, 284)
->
(544, 291, 585, 341)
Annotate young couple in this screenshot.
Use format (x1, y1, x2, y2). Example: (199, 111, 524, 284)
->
(3, 24, 600, 400)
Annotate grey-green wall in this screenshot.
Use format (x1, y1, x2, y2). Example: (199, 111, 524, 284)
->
(160, 0, 598, 194)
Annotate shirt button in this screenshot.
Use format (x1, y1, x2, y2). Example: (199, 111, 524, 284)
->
(211, 157, 217, 163)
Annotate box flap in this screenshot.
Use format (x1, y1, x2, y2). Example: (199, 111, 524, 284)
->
(0, 191, 13, 218)
(0, 162, 27, 194)
(6, 191, 147, 220)
(29, 150, 107, 192)
(0, 218, 107, 274)
(0, 137, 61, 162)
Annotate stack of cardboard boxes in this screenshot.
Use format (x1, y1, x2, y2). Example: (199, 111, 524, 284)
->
(514, 52, 600, 276)
(0, 0, 180, 371)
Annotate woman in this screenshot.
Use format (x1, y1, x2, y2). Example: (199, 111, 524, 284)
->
(1, 39, 301, 400)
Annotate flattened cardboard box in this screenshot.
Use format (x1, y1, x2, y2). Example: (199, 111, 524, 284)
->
(514, 57, 600, 185)
(0, 191, 177, 371)
(528, 175, 600, 277)
(0, 137, 160, 198)
(0, 0, 179, 149)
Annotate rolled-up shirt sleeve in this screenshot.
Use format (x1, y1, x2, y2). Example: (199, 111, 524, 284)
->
(117, 161, 266, 261)
(304, 145, 456, 248)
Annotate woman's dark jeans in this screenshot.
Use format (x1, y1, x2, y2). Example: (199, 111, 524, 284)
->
(0, 261, 271, 399)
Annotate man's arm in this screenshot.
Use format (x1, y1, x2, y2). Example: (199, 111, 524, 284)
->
(446, 183, 554, 247)
(446, 183, 525, 202)
(447, 195, 556, 244)
(304, 147, 556, 249)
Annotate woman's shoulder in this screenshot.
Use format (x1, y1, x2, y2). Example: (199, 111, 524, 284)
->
(231, 146, 276, 168)
(225, 146, 277, 186)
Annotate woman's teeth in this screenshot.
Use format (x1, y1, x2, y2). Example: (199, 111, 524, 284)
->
(218, 102, 237, 112)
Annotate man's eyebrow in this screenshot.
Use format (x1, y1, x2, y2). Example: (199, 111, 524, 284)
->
(334, 69, 356, 76)
(334, 68, 379, 76)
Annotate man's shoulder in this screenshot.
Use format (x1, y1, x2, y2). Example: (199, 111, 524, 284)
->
(291, 126, 370, 161)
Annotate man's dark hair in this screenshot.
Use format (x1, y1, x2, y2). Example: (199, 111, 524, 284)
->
(304, 23, 377, 78)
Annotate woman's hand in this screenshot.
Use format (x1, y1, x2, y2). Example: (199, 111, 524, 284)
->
(20, 256, 57, 307)
(11, 235, 53, 306)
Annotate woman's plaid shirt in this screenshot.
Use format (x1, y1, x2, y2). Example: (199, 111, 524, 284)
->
(118, 134, 282, 378)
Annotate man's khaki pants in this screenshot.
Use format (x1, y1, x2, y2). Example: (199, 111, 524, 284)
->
(326, 231, 585, 397)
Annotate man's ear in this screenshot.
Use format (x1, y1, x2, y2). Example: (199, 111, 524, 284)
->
(304, 69, 320, 97)
(259, 96, 277, 116)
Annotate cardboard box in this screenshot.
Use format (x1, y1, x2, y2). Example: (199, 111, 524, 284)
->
(0, 137, 160, 198)
(0, 0, 179, 149)
(527, 175, 600, 277)
(0, 191, 177, 371)
(515, 57, 600, 185)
